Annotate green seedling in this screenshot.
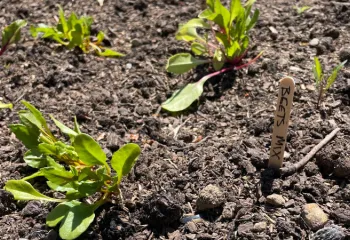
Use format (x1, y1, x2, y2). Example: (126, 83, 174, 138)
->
(163, 0, 262, 112)
(313, 57, 347, 108)
(293, 6, 311, 15)
(4, 101, 140, 240)
(0, 20, 27, 56)
(0, 101, 13, 109)
(30, 6, 124, 57)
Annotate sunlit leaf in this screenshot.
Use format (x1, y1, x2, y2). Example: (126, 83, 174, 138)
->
(111, 143, 141, 184)
(73, 134, 106, 166)
(166, 53, 210, 74)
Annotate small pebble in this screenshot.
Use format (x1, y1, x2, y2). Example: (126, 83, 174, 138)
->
(266, 194, 286, 207)
(302, 203, 328, 230)
(309, 38, 320, 47)
(253, 222, 267, 232)
(126, 63, 132, 69)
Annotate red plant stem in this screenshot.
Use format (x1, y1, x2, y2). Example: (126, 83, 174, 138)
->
(0, 45, 8, 56)
(198, 51, 264, 84)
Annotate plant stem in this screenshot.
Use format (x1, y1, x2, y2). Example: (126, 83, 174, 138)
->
(0, 43, 9, 56)
(235, 51, 264, 70)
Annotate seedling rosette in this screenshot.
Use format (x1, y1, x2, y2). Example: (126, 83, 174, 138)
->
(313, 57, 347, 108)
(0, 20, 27, 56)
(163, 0, 263, 112)
(30, 5, 124, 57)
(4, 101, 141, 240)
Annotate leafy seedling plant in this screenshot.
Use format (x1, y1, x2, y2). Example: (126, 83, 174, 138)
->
(313, 57, 347, 109)
(0, 20, 27, 56)
(293, 5, 311, 15)
(4, 101, 141, 240)
(162, 0, 262, 112)
(1, 20, 27, 109)
(31, 6, 124, 57)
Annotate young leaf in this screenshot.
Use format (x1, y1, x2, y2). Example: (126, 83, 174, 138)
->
(96, 31, 105, 44)
(179, 18, 211, 29)
(4, 180, 64, 202)
(46, 201, 79, 227)
(0, 101, 13, 109)
(59, 203, 95, 240)
(40, 167, 75, 185)
(229, 0, 244, 25)
(50, 115, 77, 140)
(77, 181, 104, 197)
(176, 27, 200, 42)
(23, 149, 47, 168)
(166, 53, 210, 74)
(213, 49, 225, 71)
(74, 116, 81, 134)
(73, 133, 106, 166)
(47, 181, 76, 192)
(325, 60, 347, 90)
(1, 20, 27, 48)
(9, 124, 40, 149)
(58, 5, 69, 36)
(21, 100, 52, 136)
(191, 42, 207, 56)
(97, 49, 124, 57)
(111, 143, 141, 184)
(161, 80, 206, 112)
(246, 9, 260, 31)
(313, 57, 322, 85)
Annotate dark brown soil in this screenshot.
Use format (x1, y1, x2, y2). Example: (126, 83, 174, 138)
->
(1, 0, 350, 239)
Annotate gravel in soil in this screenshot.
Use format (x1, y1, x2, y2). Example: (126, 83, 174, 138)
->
(1, 0, 350, 239)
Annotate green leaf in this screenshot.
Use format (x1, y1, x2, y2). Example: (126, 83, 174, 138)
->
(166, 53, 210, 74)
(23, 149, 47, 168)
(1, 20, 27, 47)
(111, 143, 141, 184)
(229, 0, 244, 26)
(50, 115, 77, 141)
(97, 48, 124, 57)
(213, 49, 225, 71)
(213, 0, 230, 32)
(40, 167, 75, 185)
(21, 100, 51, 135)
(176, 27, 200, 42)
(9, 124, 40, 149)
(47, 181, 76, 192)
(191, 42, 207, 56)
(179, 18, 211, 29)
(46, 201, 79, 227)
(0, 101, 13, 109)
(68, 23, 84, 49)
(313, 57, 322, 85)
(246, 9, 259, 31)
(325, 60, 347, 90)
(74, 116, 81, 134)
(161, 81, 206, 112)
(58, 5, 68, 36)
(73, 134, 106, 166)
(96, 31, 104, 44)
(59, 203, 95, 240)
(67, 13, 78, 32)
(4, 180, 64, 202)
(77, 181, 103, 197)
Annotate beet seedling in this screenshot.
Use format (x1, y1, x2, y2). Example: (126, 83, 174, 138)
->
(313, 57, 347, 109)
(4, 101, 140, 240)
(163, 0, 262, 112)
(30, 6, 124, 57)
(0, 20, 27, 56)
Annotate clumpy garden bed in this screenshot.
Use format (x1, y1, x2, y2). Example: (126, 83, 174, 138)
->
(1, 0, 350, 239)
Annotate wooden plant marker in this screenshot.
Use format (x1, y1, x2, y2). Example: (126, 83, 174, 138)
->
(268, 77, 295, 169)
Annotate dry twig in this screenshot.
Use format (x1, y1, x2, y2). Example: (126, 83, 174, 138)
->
(280, 128, 341, 175)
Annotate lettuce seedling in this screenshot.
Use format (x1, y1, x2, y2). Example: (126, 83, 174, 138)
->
(163, 0, 262, 112)
(313, 57, 347, 108)
(293, 6, 311, 15)
(0, 20, 27, 56)
(4, 101, 140, 240)
(30, 6, 124, 57)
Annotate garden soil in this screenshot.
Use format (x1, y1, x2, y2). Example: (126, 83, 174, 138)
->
(1, 0, 350, 239)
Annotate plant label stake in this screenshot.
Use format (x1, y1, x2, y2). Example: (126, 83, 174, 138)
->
(269, 77, 295, 169)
